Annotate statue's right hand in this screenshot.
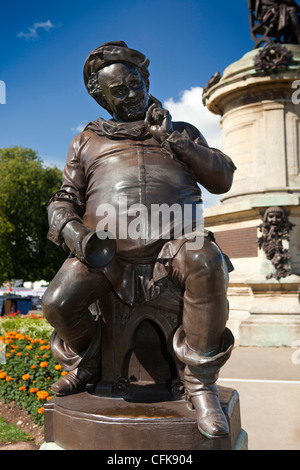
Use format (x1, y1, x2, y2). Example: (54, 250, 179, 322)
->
(145, 103, 173, 143)
(61, 220, 92, 262)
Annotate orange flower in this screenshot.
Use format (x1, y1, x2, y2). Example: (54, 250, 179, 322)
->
(5, 353, 10, 357)
(30, 388, 38, 393)
(26, 345, 33, 350)
(0, 372, 7, 379)
(36, 390, 49, 400)
(31, 365, 37, 369)
(61, 371, 68, 376)
(54, 365, 62, 370)
(38, 407, 44, 414)
(40, 361, 48, 368)
(16, 352, 22, 356)
(22, 374, 30, 380)
(15, 334, 24, 340)
(5, 376, 13, 382)
(19, 386, 26, 391)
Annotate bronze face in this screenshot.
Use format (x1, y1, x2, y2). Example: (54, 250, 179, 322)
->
(266, 211, 284, 225)
(97, 62, 149, 122)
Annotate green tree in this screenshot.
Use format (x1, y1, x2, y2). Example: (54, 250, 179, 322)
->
(0, 146, 66, 284)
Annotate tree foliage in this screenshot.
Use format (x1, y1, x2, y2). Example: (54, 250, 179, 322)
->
(0, 146, 66, 284)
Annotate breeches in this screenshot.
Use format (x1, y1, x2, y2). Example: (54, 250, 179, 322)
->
(42, 237, 229, 357)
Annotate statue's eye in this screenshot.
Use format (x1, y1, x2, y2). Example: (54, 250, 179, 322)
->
(113, 86, 126, 97)
(130, 80, 141, 89)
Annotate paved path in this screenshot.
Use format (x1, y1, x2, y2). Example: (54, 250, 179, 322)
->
(218, 346, 300, 450)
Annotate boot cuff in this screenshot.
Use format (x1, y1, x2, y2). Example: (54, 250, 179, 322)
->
(50, 320, 101, 372)
(173, 326, 234, 371)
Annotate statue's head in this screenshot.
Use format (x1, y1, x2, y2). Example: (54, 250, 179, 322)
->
(263, 206, 286, 226)
(83, 41, 150, 122)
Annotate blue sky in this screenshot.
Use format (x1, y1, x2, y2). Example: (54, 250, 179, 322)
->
(0, 0, 254, 205)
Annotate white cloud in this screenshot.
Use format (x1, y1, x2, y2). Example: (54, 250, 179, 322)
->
(164, 87, 223, 208)
(164, 87, 222, 149)
(71, 121, 88, 134)
(17, 20, 55, 40)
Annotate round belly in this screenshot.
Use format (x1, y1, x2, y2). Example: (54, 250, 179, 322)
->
(83, 147, 202, 260)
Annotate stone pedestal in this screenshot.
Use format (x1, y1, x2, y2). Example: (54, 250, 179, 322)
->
(42, 385, 247, 450)
(203, 44, 300, 346)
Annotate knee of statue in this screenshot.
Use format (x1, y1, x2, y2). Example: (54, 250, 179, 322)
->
(41, 289, 65, 324)
(41, 295, 52, 323)
(180, 238, 225, 275)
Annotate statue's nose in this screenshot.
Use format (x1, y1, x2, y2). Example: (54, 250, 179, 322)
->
(128, 88, 138, 99)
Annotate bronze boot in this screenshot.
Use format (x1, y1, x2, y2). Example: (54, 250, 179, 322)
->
(173, 325, 234, 439)
(51, 366, 100, 396)
(184, 366, 228, 439)
(49, 320, 101, 396)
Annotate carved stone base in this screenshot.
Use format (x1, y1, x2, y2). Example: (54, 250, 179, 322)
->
(43, 385, 246, 450)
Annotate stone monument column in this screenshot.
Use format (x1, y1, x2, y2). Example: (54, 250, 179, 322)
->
(203, 43, 300, 346)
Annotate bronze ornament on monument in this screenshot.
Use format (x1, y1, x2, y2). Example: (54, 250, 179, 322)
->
(258, 206, 295, 280)
(248, 0, 300, 48)
(41, 41, 248, 451)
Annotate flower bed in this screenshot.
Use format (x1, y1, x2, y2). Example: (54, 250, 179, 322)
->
(0, 314, 66, 426)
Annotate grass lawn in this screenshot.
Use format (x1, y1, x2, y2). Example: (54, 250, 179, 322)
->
(0, 416, 31, 444)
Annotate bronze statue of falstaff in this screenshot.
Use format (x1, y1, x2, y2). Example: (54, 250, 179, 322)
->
(42, 41, 237, 439)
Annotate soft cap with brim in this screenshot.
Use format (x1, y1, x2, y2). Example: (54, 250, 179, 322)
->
(83, 41, 150, 89)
